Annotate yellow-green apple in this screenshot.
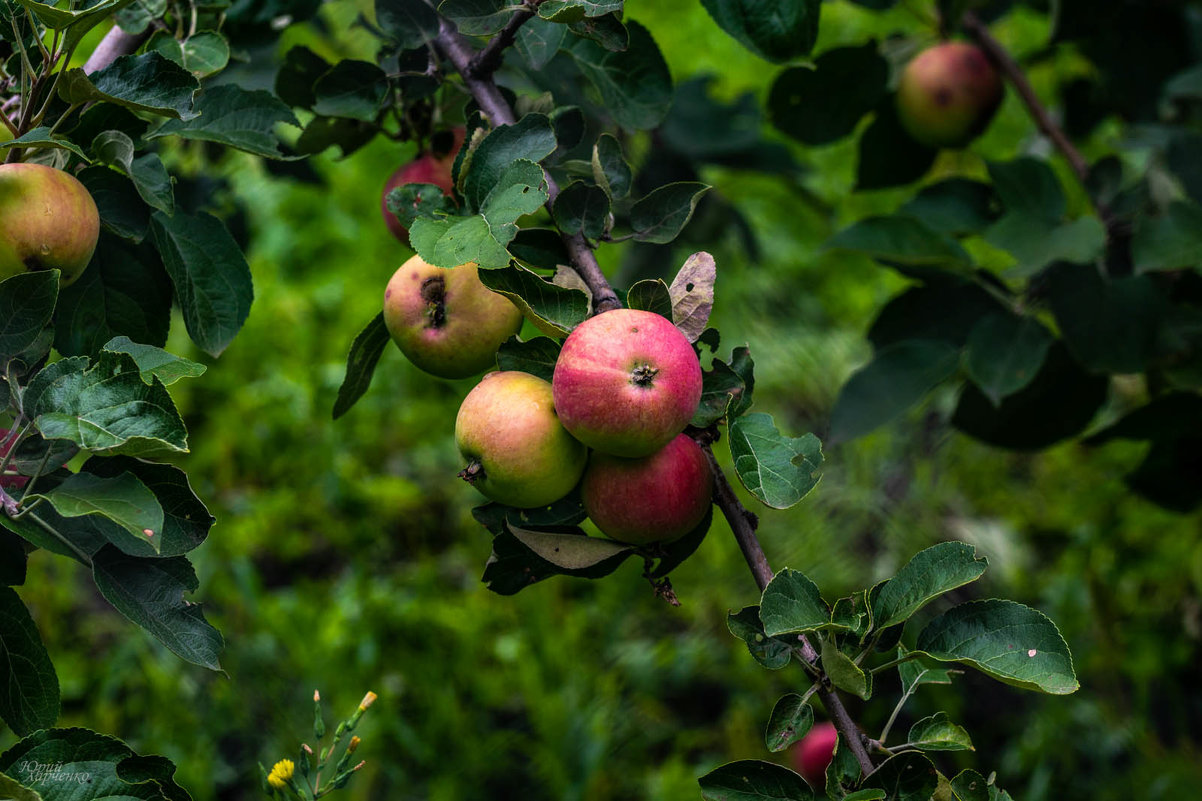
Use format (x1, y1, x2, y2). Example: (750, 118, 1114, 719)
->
(895, 42, 1003, 149)
(552, 309, 702, 458)
(792, 722, 837, 786)
(381, 127, 465, 242)
(0, 163, 100, 286)
(581, 433, 711, 545)
(383, 255, 524, 379)
(455, 371, 587, 508)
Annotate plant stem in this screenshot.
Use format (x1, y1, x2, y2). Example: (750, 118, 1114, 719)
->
(869, 651, 921, 675)
(27, 511, 92, 567)
(878, 688, 914, 745)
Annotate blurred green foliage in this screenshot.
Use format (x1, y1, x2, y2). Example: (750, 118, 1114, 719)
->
(9, 2, 1202, 800)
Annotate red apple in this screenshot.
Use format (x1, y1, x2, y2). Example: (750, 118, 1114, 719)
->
(792, 722, 838, 787)
(383, 255, 524, 379)
(552, 309, 702, 458)
(455, 371, 587, 508)
(895, 42, 1003, 149)
(381, 127, 465, 242)
(0, 163, 100, 286)
(581, 433, 711, 545)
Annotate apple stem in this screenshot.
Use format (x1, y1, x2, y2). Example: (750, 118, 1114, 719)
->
(457, 460, 485, 484)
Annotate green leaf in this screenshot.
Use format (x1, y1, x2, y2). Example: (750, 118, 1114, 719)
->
(0, 272, 58, 366)
(949, 769, 990, 801)
(509, 525, 632, 569)
(897, 647, 956, 694)
(478, 264, 589, 336)
(964, 313, 1054, 405)
(829, 340, 960, 442)
(843, 792, 887, 801)
(824, 734, 863, 798)
(149, 84, 301, 159)
(906, 712, 974, 752)
(564, 20, 672, 130)
(461, 114, 556, 212)
(983, 214, 1105, 277)
(1047, 262, 1165, 374)
(1132, 200, 1202, 272)
(25, 471, 164, 554)
(769, 43, 887, 144)
(0, 772, 41, 801)
(77, 166, 150, 242)
(274, 45, 331, 109)
(859, 752, 939, 801)
(0, 127, 90, 161)
(821, 637, 871, 699)
(439, 0, 524, 34)
(669, 251, 715, 342)
(375, 0, 441, 49)
(765, 693, 814, 753)
(871, 542, 989, 631)
(101, 336, 205, 385)
(857, 101, 936, 190)
(700, 0, 821, 63)
(698, 759, 815, 800)
(0, 532, 26, 586)
(496, 336, 562, 382)
(567, 11, 628, 51)
(591, 133, 632, 199)
(481, 523, 630, 594)
(23, 352, 188, 458)
(826, 216, 971, 269)
(0, 586, 59, 736)
(626, 279, 673, 319)
(52, 234, 172, 358)
(727, 606, 792, 670)
(311, 60, 390, 121)
(333, 312, 390, 420)
(552, 180, 610, 239)
(516, 17, 566, 69)
(728, 346, 755, 417)
(630, 182, 710, 244)
(691, 358, 745, 428)
(181, 31, 230, 77)
(92, 546, 223, 670)
(539, 0, 622, 22)
(0, 727, 187, 800)
(59, 54, 198, 120)
(386, 183, 457, 231)
(150, 211, 254, 357)
(760, 568, 830, 636)
(91, 130, 174, 215)
(728, 413, 822, 509)
(916, 599, 1079, 694)
(15, 0, 137, 54)
(987, 157, 1064, 222)
(899, 179, 998, 237)
(412, 160, 549, 270)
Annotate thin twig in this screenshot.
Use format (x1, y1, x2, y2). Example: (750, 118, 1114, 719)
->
(468, 2, 541, 78)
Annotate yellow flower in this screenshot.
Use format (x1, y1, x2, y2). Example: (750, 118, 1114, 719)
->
(267, 759, 295, 790)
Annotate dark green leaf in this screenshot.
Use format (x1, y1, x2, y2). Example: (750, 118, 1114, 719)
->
(25, 471, 164, 554)
(626, 279, 673, 319)
(859, 752, 939, 801)
(509, 524, 632, 569)
(461, 114, 556, 212)
(906, 712, 974, 752)
(692, 358, 744, 428)
(1047, 262, 1165, 374)
(0, 272, 58, 366)
(897, 647, 957, 694)
(295, 116, 378, 158)
(77, 166, 151, 242)
(769, 43, 888, 144)
(728, 413, 823, 509)
(760, 568, 830, 636)
(509, 228, 571, 270)
(0, 532, 26, 586)
(181, 31, 230, 77)
(916, 599, 1079, 694)
(1132, 200, 1202, 272)
(591, 132, 632, 199)
(0, 127, 90, 161)
(869, 281, 1006, 350)
(765, 693, 814, 753)
(552, 180, 610, 239)
(964, 313, 1054, 405)
(983, 214, 1105, 277)
(496, 336, 561, 382)
(698, 760, 814, 800)
(564, 21, 672, 131)
(727, 606, 792, 670)
(826, 216, 971, 269)
(311, 60, 390, 121)
(59, 54, 198, 120)
(91, 130, 174, 215)
(567, 12, 628, 51)
(987, 157, 1064, 222)
(23, 352, 188, 458)
(949, 769, 990, 801)
(101, 337, 206, 385)
(0, 586, 59, 735)
(149, 84, 301, 159)
(829, 340, 960, 443)
(516, 16, 567, 69)
(481, 524, 631, 594)
(857, 101, 937, 189)
(333, 312, 391, 420)
(539, 0, 622, 22)
(439, 0, 523, 35)
(16, 0, 136, 55)
(150, 211, 254, 357)
(630, 182, 710, 244)
(479, 263, 588, 336)
(699, 0, 821, 63)
(821, 637, 871, 699)
(116, 0, 167, 34)
(275, 45, 331, 109)
(898, 179, 998, 236)
(872, 542, 989, 630)
(375, 0, 441, 49)
(92, 546, 223, 670)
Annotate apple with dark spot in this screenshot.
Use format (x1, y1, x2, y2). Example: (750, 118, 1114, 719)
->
(380, 127, 465, 243)
(793, 722, 838, 786)
(455, 371, 587, 509)
(896, 42, 1003, 149)
(383, 254, 524, 379)
(552, 309, 702, 458)
(581, 433, 711, 545)
(0, 163, 100, 286)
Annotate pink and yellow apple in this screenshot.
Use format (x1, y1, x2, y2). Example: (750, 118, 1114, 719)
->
(383, 255, 524, 379)
(0, 163, 100, 286)
(552, 309, 702, 458)
(896, 42, 1003, 149)
(792, 722, 838, 786)
(454, 371, 587, 508)
(381, 127, 465, 243)
(581, 433, 711, 545)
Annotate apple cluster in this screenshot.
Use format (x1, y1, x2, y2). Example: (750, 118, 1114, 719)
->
(0, 163, 100, 286)
(380, 257, 713, 545)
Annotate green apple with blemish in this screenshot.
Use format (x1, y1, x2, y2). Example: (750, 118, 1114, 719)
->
(0, 162, 100, 286)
